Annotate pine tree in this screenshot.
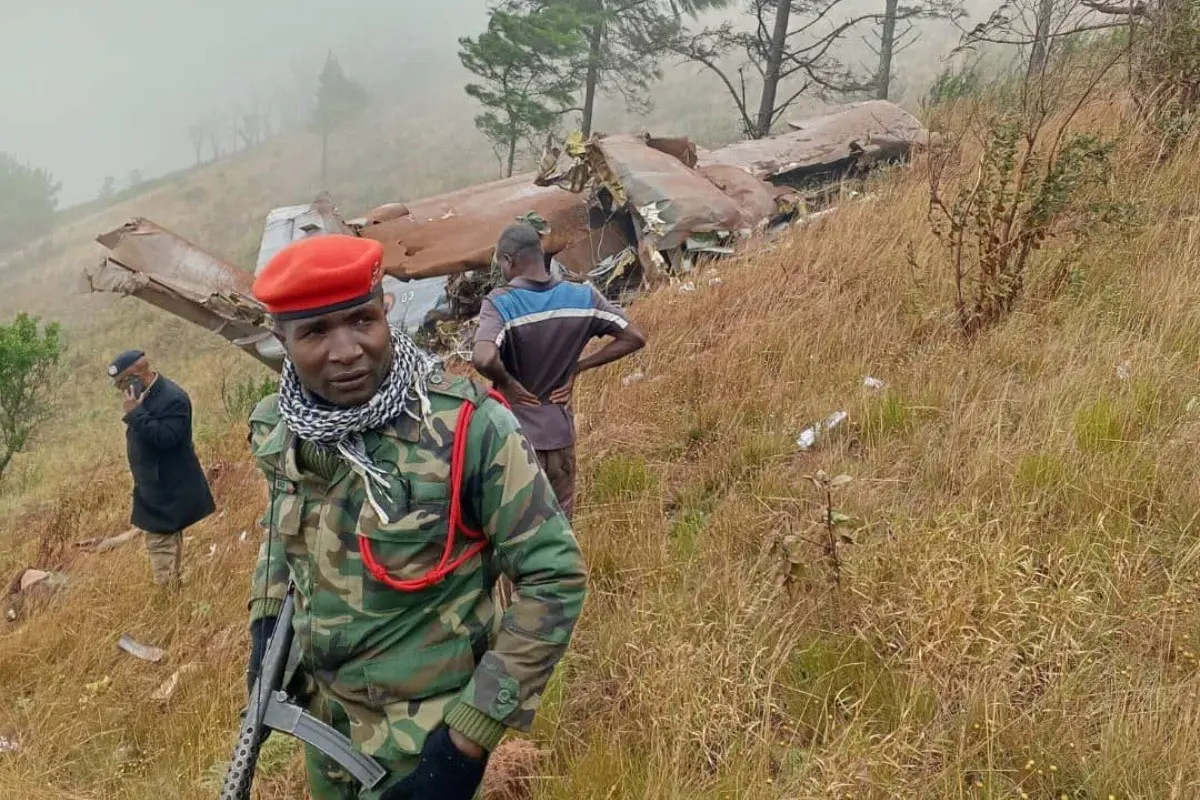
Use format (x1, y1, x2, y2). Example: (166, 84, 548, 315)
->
(459, 3, 587, 177)
(311, 52, 369, 186)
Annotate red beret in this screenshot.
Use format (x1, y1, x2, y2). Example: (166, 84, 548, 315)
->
(253, 234, 385, 321)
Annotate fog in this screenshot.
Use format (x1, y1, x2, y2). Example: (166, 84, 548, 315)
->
(0, 0, 988, 208)
(0, 0, 485, 206)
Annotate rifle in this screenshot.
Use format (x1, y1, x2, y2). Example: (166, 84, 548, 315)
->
(219, 584, 387, 799)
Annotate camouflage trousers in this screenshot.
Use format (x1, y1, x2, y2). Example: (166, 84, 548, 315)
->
(302, 737, 483, 800)
(144, 531, 181, 587)
(302, 691, 485, 800)
(304, 744, 416, 800)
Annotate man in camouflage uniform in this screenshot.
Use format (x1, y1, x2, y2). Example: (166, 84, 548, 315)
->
(245, 234, 587, 800)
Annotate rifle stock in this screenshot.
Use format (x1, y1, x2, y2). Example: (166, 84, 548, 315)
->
(219, 584, 386, 799)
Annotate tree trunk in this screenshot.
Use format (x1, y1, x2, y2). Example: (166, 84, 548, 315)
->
(320, 130, 329, 186)
(1027, 0, 1055, 80)
(581, 16, 604, 137)
(875, 0, 899, 100)
(506, 135, 517, 178)
(755, 1, 792, 138)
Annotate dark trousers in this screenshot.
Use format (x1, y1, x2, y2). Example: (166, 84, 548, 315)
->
(536, 445, 576, 519)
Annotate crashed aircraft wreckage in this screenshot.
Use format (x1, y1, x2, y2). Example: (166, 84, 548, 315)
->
(81, 100, 933, 370)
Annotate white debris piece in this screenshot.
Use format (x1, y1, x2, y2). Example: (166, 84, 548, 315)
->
(622, 372, 646, 387)
(0, 737, 19, 753)
(117, 635, 165, 663)
(797, 411, 849, 452)
(1117, 360, 1132, 381)
(151, 664, 200, 703)
(863, 376, 886, 390)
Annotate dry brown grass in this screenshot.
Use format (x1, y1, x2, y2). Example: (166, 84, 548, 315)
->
(3, 67, 1200, 800)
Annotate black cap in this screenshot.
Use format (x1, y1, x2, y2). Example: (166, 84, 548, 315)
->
(108, 349, 145, 378)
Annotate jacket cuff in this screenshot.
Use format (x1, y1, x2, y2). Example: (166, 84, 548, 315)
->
(444, 701, 508, 752)
(249, 596, 285, 622)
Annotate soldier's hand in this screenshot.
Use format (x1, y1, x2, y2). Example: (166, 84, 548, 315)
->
(246, 615, 278, 699)
(382, 725, 487, 800)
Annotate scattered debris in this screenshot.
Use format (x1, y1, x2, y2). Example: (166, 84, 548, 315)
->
(1187, 396, 1199, 413)
(4, 568, 69, 623)
(679, 281, 697, 293)
(1117, 360, 1132, 381)
(863, 376, 887, 390)
(239, 530, 248, 543)
(81, 675, 113, 705)
(622, 371, 646, 387)
(117, 635, 165, 663)
(798, 411, 850, 451)
(75, 527, 140, 554)
(150, 663, 200, 703)
(0, 737, 19, 754)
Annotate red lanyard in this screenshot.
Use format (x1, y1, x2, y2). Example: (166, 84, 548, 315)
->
(359, 388, 509, 592)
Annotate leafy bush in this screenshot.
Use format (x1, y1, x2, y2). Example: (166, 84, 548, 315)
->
(0, 313, 64, 480)
(221, 374, 278, 421)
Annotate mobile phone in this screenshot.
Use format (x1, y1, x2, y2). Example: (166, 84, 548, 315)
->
(127, 376, 146, 399)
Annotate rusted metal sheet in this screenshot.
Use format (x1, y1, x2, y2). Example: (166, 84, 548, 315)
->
(84, 218, 278, 368)
(589, 134, 753, 250)
(696, 100, 928, 182)
(696, 164, 780, 226)
(357, 173, 591, 281)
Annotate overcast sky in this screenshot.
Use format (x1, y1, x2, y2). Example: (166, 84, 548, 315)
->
(0, 0, 985, 208)
(0, 0, 486, 205)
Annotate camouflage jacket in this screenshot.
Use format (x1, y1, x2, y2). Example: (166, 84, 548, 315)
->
(246, 372, 587, 758)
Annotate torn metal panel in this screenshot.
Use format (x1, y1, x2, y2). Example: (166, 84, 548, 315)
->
(697, 165, 781, 226)
(589, 134, 753, 250)
(696, 100, 928, 185)
(357, 173, 591, 281)
(645, 136, 699, 168)
(255, 193, 354, 275)
(84, 218, 279, 369)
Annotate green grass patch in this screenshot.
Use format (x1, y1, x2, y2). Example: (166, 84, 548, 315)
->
(590, 454, 656, 504)
(1075, 395, 1127, 452)
(784, 635, 934, 737)
(860, 392, 917, 448)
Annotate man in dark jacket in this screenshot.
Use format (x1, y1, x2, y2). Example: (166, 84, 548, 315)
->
(109, 349, 216, 588)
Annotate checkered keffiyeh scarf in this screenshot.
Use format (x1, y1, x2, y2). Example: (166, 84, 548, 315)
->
(277, 327, 438, 521)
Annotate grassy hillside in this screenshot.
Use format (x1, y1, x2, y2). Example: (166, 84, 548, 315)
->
(3, 46, 1200, 800)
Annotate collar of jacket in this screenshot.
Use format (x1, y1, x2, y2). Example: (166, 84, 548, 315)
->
(254, 405, 421, 487)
